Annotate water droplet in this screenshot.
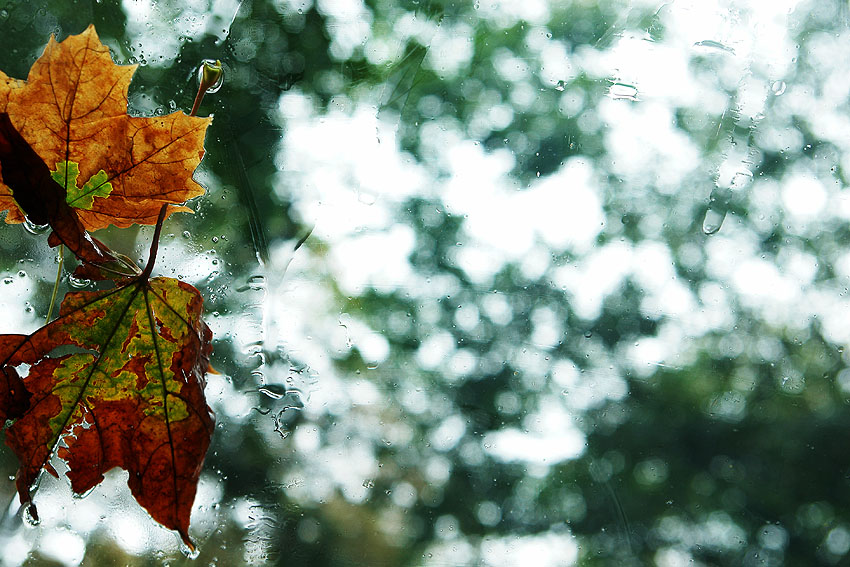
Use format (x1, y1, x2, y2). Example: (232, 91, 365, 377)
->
(279, 391, 305, 411)
(68, 274, 91, 289)
(584, 330, 593, 338)
(182, 231, 191, 238)
(237, 274, 265, 292)
(771, 80, 786, 96)
(702, 208, 727, 235)
(258, 385, 286, 400)
(197, 59, 224, 94)
(362, 479, 375, 488)
(357, 191, 377, 205)
(555, 80, 566, 91)
(22, 218, 50, 235)
(72, 485, 97, 500)
(179, 541, 200, 559)
(21, 502, 40, 526)
(3, 277, 13, 285)
(731, 170, 753, 190)
(693, 40, 736, 54)
(607, 82, 639, 101)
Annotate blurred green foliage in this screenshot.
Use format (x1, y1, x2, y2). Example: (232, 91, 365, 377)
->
(0, 0, 849, 566)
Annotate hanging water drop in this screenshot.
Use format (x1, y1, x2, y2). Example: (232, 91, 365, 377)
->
(21, 502, 40, 527)
(72, 485, 97, 500)
(702, 208, 727, 235)
(179, 541, 201, 560)
(197, 59, 224, 94)
(237, 274, 266, 292)
(22, 218, 50, 235)
(607, 82, 639, 101)
(68, 274, 91, 288)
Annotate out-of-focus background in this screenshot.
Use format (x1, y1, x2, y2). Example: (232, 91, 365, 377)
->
(0, 0, 848, 565)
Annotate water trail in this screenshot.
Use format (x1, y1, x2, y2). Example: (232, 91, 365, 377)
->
(704, 93, 762, 235)
(237, 226, 314, 410)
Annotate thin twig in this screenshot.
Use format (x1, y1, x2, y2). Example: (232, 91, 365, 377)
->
(141, 205, 169, 280)
(45, 246, 63, 322)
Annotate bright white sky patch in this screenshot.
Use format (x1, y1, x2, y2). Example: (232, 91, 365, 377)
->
(424, 21, 474, 77)
(317, 0, 373, 60)
(443, 147, 604, 260)
(484, 399, 585, 465)
(277, 96, 428, 239)
(329, 224, 416, 294)
(481, 531, 579, 567)
(38, 530, 86, 567)
(782, 171, 827, 219)
(600, 99, 701, 192)
(553, 241, 632, 320)
(0, 533, 32, 567)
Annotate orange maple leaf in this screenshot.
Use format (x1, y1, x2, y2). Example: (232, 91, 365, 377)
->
(0, 25, 211, 230)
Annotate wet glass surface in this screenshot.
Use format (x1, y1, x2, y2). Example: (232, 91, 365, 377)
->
(0, 0, 849, 565)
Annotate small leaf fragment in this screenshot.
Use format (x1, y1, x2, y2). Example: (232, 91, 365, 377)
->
(0, 335, 31, 422)
(51, 161, 113, 210)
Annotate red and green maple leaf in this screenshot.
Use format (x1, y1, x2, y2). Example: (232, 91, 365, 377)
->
(0, 24, 211, 230)
(0, 208, 215, 549)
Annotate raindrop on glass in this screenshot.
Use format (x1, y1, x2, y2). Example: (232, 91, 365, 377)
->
(68, 274, 91, 288)
(72, 485, 97, 500)
(198, 59, 224, 94)
(258, 385, 286, 400)
(607, 82, 639, 101)
(21, 503, 40, 527)
(771, 80, 786, 96)
(702, 208, 727, 235)
(179, 541, 200, 560)
(22, 218, 50, 235)
(730, 170, 753, 190)
(693, 40, 736, 54)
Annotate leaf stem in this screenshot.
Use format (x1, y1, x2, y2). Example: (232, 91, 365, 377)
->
(141, 205, 169, 281)
(45, 246, 63, 322)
